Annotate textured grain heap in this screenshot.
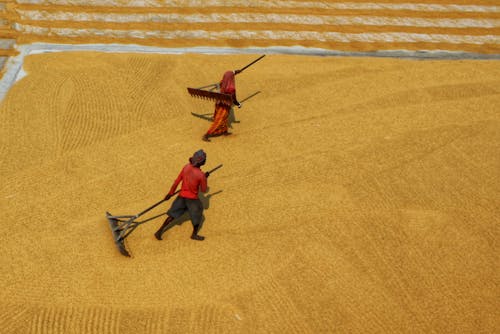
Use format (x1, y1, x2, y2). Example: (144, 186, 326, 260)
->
(0, 52, 498, 333)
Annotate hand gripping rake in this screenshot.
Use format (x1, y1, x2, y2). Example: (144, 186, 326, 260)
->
(106, 164, 223, 257)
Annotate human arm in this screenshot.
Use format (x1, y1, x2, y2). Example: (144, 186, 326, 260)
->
(199, 172, 208, 193)
(231, 92, 241, 108)
(165, 171, 182, 199)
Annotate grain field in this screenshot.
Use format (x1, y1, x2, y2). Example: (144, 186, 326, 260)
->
(0, 52, 499, 333)
(0, 0, 499, 333)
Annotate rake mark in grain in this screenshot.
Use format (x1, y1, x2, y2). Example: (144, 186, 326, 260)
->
(127, 55, 169, 126)
(0, 304, 30, 333)
(60, 69, 125, 151)
(52, 76, 73, 155)
(61, 73, 89, 151)
(143, 310, 163, 334)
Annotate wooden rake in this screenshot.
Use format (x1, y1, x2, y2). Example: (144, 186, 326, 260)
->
(187, 55, 265, 103)
(106, 164, 223, 257)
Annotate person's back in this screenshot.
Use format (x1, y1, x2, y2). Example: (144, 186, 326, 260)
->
(177, 163, 207, 199)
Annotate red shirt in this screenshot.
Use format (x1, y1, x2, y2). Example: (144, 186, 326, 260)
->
(169, 164, 207, 199)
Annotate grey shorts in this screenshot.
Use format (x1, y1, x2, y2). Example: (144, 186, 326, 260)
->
(167, 196, 204, 226)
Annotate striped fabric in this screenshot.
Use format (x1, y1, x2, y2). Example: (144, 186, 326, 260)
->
(4, 0, 500, 54)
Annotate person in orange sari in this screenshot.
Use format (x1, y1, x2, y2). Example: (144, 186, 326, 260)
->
(202, 70, 241, 142)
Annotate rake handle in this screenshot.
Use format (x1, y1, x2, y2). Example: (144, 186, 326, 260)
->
(207, 164, 223, 174)
(236, 55, 265, 74)
(136, 190, 180, 217)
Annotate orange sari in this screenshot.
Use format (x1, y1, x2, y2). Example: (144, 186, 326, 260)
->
(204, 71, 236, 137)
(206, 102, 230, 136)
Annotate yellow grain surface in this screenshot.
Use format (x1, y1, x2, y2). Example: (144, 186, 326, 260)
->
(0, 52, 499, 333)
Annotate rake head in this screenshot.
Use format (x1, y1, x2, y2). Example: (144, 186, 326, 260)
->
(106, 212, 132, 257)
(187, 87, 233, 104)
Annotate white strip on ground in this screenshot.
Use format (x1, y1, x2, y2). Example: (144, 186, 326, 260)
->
(13, 1, 500, 13)
(1, 43, 499, 104)
(16, 11, 500, 29)
(15, 25, 500, 44)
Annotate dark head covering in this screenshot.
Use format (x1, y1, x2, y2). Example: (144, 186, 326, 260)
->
(189, 149, 207, 167)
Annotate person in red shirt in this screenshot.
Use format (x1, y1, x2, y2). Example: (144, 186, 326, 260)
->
(154, 150, 209, 241)
(202, 70, 242, 142)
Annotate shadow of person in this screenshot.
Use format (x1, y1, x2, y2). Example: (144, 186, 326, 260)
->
(160, 188, 223, 233)
(191, 108, 240, 128)
(228, 91, 260, 128)
(228, 107, 240, 128)
(191, 111, 213, 122)
(200, 188, 223, 209)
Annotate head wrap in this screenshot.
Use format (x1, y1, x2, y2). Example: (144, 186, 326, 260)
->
(220, 70, 236, 94)
(189, 149, 207, 166)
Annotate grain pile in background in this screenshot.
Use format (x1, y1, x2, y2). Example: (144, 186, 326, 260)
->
(5, 0, 500, 54)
